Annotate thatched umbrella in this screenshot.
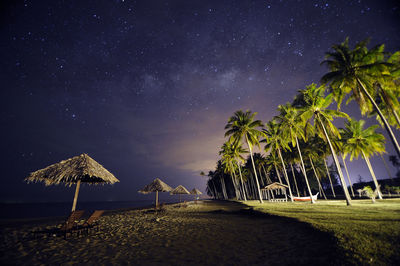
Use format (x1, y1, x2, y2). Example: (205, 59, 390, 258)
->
(170, 185, 190, 202)
(190, 188, 202, 203)
(25, 153, 119, 212)
(138, 178, 173, 208)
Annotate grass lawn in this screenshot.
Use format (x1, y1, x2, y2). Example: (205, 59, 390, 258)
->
(243, 198, 400, 265)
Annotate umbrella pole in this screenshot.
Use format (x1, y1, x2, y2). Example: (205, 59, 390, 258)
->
(71, 180, 81, 212)
(155, 191, 159, 209)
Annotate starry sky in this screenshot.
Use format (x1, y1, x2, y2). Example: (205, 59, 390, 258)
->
(1, 0, 399, 203)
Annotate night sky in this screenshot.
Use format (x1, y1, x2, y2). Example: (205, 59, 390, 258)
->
(1, 0, 399, 203)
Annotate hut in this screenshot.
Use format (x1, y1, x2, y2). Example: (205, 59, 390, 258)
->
(25, 153, 119, 211)
(261, 182, 289, 202)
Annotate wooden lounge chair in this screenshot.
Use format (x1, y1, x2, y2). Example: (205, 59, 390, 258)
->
(60, 210, 85, 239)
(78, 210, 104, 235)
(181, 200, 188, 208)
(32, 210, 85, 239)
(45, 210, 84, 239)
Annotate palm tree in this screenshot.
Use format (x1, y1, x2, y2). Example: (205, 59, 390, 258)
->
(301, 137, 328, 200)
(253, 153, 266, 187)
(230, 141, 249, 201)
(275, 103, 315, 203)
(219, 142, 240, 199)
(371, 51, 400, 128)
(341, 118, 386, 199)
(206, 170, 220, 199)
(313, 136, 337, 197)
(265, 152, 283, 184)
(321, 38, 400, 158)
(281, 145, 303, 196)
(298, 83, 352, 205)
(201, 171, 216, 199)
(225, 110, 264, 203)
(262, 120, 294, 201)
(212, 161, 228, 199)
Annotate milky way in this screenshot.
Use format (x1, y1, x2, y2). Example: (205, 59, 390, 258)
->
(1, 0, 399, 202)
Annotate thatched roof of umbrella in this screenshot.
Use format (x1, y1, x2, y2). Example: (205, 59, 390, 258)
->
(170, 185, 190, 195)
(25, 153, 119, 186)
(262, 182, 288, 191)
(138, 178, 173, 194)
(190, 188, 202, 195)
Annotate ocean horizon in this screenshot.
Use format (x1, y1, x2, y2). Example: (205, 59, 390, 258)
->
(0, 196, 199, 219)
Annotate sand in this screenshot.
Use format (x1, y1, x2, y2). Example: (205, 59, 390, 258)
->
(0, 200, 344, 265)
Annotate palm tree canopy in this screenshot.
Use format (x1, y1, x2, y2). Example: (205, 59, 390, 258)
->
(321, 38, 392, 113)
(340, 118, 386, 161)
(225, 110, 264, 150)
(275, 103, 306, 147)
(297, 83, 349, 141)
(262, 120, 291, 153)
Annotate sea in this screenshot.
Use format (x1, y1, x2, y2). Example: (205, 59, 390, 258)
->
(0, 196, 197, 220)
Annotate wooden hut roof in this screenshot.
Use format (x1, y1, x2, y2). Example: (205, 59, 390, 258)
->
(262, 182, 288, 190)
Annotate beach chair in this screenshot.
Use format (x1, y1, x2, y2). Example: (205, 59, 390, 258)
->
(181, 200, 188, 208)
(32, 210, 84, 239)
(78, 210, 104, 235)
(51, 210, 84, 239)
(154, 203, 166, 213)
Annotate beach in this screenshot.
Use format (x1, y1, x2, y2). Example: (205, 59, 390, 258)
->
(0, 200, 343, 265)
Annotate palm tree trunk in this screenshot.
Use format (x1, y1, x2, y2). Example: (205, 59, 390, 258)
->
(295, 136, 315, 203)
(236, 162, 247, 201)
(357, 78, 400, 158)
(323, 158, 336, 197)
(220, 177, 228, 200)
(212, 180, 218, 199)
(274, 163, 283, 184)
(245, 135, 263, 203)
(262, 165, 272, 183)
(341, 155, 355, 197)
(290, 163, 300, 197)
(309, 157, 327, 200)
(316, 114, 352, 205)
(361, 151, 383, 200)
(229, 162, 240, 199)
(249, 172, 256, 199)
(277, 148, 294, 202)
(258, 168, 265, 187)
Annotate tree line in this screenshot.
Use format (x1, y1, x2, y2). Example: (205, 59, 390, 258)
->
(202, 38, 400, 206)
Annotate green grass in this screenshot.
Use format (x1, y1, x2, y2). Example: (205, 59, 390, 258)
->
(243, 198, 400, 265)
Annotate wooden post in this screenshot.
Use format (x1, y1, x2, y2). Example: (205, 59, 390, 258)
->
(155, 191, 159, 208)
(71, 180, 81, 212)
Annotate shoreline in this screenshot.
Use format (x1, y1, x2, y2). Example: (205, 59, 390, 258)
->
(0, 200, 189, 228)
